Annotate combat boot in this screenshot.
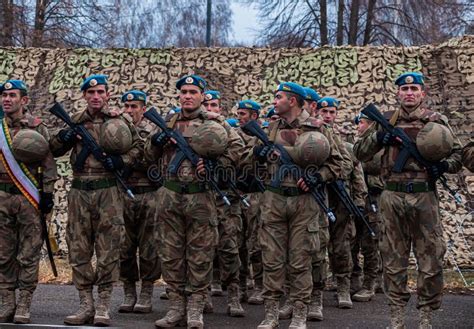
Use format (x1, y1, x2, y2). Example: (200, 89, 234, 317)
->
(94, 286, 112, 326)
(210, 282, 223, 296)
(248, 287, 264, 305)
(227, 283, 245, 317)
(203, 292, 214, 314)
(390, 305, 406, 329)
(419, 306, 432, 329)
(187, 294, 205, 329)
(134, 281, 153, 313)
(353, 279, 375, 302)
(154, 294, 186, 328)
(13, 290, 32, 324)
(119, 281, 137, 313)
(350, 274, 362, 295)
(307, 290, 323, 321)
(257, 299, 279, 329)
(289, 301, 307, 329)
(0, 289, 16, 323)
(64, 289, 95, 325)
(336, 277, 353, 309)
(278, 299, 293, 319)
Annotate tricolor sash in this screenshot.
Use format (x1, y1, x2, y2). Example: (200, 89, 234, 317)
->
(0, 108, 40, 209)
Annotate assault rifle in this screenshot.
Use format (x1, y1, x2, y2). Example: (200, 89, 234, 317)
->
(362, 104, 462, 204)
(241, 120, 336, 222)
(49, 103, 135, 199)
(143, 107, 231, 206)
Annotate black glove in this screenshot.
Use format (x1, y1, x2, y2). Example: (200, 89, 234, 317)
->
(58, 129, 77, 144)
(104, 155, 124, 171)
(253, 145, 274, 162)
(151, 132, 170, 147)
(376, 131, 398, 146)
(303, 172, 323, 189)
(39, 192, 54, 214)
(427, 161, 449, 180)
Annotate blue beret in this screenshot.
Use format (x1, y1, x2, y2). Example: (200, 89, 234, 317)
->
(395, 72, 424, 86)
(81, 74, 108, 91)
(121, 90, 147, 104)
(204, 90, 221, 101)
(266, 107, 276, 118)
(176, 74, 207, 90)
(237, 100, 261, 112)
(262, 121, 269, 128)
(170, 107, 181, 114)
(354, 112, 370, 125)
(0, 79, 28, 94)
(226, 118, 239, 127)
(275, 82, 307, 99)
(317, 97, 340, 109)
(303, 87, 320, 102)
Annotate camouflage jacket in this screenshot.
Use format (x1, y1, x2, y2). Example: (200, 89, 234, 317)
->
(0, 113, 58, 192)
(361, 150, 384, 193)
(50, 108, 142, 180)
(261, 109, 344, 187)
(126, 118, 156, 187)
(145, 108, 249, 184)
(462, 141, 474, 172)
(345, 142, 368, 207)
(354, 106, 463, 182)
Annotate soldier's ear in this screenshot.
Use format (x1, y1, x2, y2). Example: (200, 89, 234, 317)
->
(21, 95, 29, 106)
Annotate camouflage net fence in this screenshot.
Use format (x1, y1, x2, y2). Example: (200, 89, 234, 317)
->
(0, 36, 473, 270)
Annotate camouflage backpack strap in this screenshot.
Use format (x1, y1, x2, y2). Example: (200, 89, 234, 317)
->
(167, 113, 179, 129)
(268, 121, 279, 142)
(389, 109, 400, 126)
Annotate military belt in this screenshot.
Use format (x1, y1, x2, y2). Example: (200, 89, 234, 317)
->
(0, 182, 21, 194)
(163, 180, 208, 194)
(71, 178, 117, 191)
(385, 181, 436, 193)
(130, 185, 160, 195)
(266, 185, 303, 197)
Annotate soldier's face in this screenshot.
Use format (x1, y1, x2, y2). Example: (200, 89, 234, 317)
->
(1, 90, 28, 115)
(84, 85, 109, 113)
(179, 85, 204, 111)
(124, 100, 145, 125)
(397, 84, 425, 111)
(357, 118, 371, 135)
(304, 100, 318, 117)
(237, 109, 257, 125)
(320, 107, 337, 124)
(203, 99, 221, 113)
(273, 91, 291, 116)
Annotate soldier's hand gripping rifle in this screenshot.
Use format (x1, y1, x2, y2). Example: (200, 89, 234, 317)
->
(242, 120, 336, 223)
(49, 103, 135, 199)
(38, 167, 58, 277)
(143, 107, 231, 206)
(328, 180, 376, 237)
(362, 104, 462, 204)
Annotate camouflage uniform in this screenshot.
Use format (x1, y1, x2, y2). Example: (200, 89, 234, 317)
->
(0, 114, 57, 322)
(145, 109, 246, 322)
(354, 107, 462, 313)
(50, 107, 140, 324)
(119, 118, 161, 312)
(462, 140, 474, 172)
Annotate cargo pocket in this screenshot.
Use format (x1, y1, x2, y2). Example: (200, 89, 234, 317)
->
(306, 220, 320, 253)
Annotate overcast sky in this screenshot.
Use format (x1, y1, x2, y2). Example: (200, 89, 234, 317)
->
(229, 1, 260, 46)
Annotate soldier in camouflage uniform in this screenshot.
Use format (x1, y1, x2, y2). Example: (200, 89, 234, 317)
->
(118, 90, 162, 314)
(318, 96, 364, 310)
(254, 82, 344, 329)
(0, 80, 58, 324)
(50, 75, 141, 327)
(351, 113, 384, 302)
(235, 100, 265, 305)
(202, 90, 245, 316)
(147, 75, 247, 328)
(354, 72, 462, 328)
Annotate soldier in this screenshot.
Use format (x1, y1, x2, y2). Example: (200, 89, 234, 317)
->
(118, 90, 162, 314)
(147, 75, 247, 328)
(462, 140, 473, 172)
(317, 96, 364, 309)
(351, 112, 384, 302)
(354, 72, 462, 328)
(302, 87, 320, 117)
(235, 100, 264, 305)
(255, 82, 343, 329)
(202, 89, 246, 316)
(50, 74, 141, 326)
(0, 79, 57, 324)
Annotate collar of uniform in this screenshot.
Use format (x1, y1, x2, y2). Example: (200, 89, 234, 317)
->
(278, 109, 309, 129)
(401, 105, 424, 121)
(75, 108, 105, 124)
(179, 107, 202, 120)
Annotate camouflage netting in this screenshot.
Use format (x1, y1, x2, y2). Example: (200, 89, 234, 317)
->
(0, 36, 473, 268)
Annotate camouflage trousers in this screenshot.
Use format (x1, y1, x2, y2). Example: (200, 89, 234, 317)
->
(351, 193, 381, 288)
(120, 188, 161, 283)
(0, 191, 42, 292)
(67, 186, 124, 290)
(311, 219, 330, 292)
(327, 193, 356, 283)
(260, 191, 320, 304)
(213, 198, 242, 286)
(380, 190, 446, 310)
(246, 193, 263, 287)
(157, 187, 218, 298)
